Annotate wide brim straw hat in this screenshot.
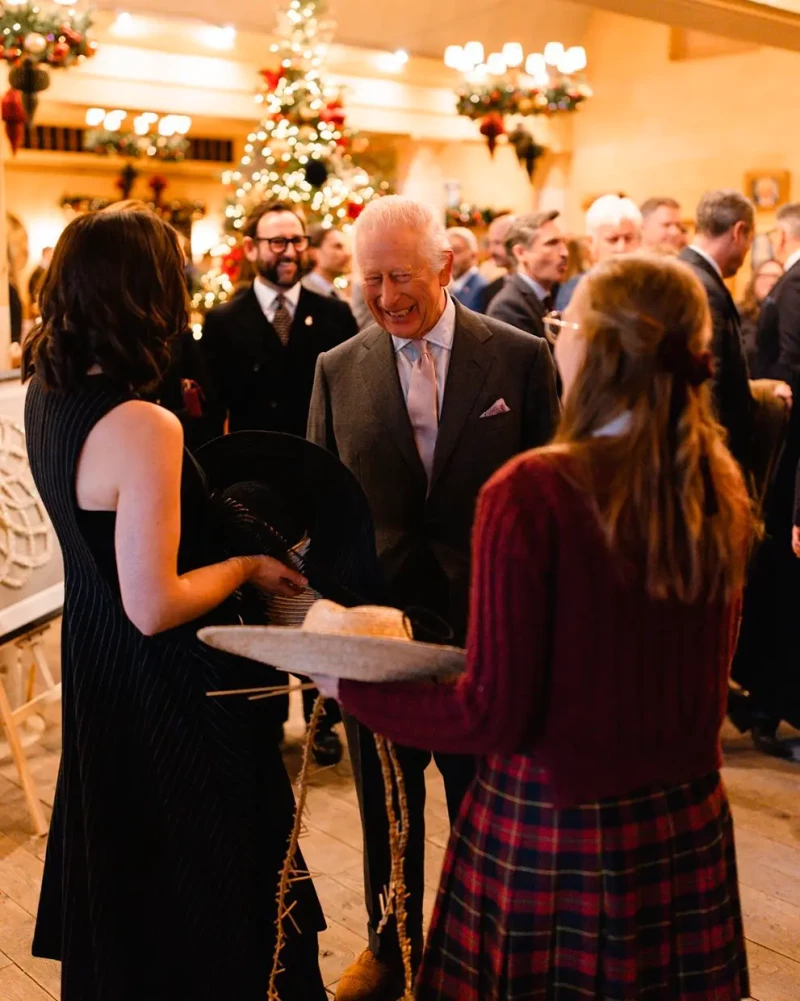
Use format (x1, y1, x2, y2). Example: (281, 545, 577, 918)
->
(199, 599, 465, 682)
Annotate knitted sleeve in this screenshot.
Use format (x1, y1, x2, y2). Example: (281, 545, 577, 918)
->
(339, 460, 554, 755)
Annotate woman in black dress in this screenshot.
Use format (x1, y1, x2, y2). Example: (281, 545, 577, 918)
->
(22, 210, 328, 1000)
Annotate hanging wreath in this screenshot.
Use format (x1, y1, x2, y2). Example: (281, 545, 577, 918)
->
(0, 3, 96, 68)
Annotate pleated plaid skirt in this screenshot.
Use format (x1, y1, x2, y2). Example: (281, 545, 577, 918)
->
(417, 756, 749, 1001)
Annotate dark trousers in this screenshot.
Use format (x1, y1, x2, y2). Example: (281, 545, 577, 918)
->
(344, 712, 475, 969)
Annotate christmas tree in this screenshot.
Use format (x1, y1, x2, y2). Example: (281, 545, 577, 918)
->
(222, 0, 389, 236)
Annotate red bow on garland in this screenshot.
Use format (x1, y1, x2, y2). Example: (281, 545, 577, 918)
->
(260, 67, 285, 91)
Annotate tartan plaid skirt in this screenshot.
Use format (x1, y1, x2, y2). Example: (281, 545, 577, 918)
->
(417, 756, 749, 1001)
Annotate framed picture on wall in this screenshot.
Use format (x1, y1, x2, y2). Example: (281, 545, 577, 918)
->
(744, 170, 790, 212)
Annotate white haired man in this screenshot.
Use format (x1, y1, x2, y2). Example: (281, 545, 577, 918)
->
(555, 194, 643, 309)
(446, 226, 488, 311)
(307, 195, 560, 1000)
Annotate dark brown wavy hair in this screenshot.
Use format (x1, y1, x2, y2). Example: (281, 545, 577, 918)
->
(548, 253, 757, 603)
(22, 210, 189, 392)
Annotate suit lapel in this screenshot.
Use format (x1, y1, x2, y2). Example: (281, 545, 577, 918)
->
(511, 274, 547, 320)
(359, 326, 427, 483)
(681, 249, 740, 327)
(430, 305, 493, 492)
(289, 287, 315, 349)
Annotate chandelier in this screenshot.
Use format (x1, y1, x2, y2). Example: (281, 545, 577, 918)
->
(444, 40, 591, 160)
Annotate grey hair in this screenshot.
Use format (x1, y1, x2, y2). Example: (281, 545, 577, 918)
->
(446, 226, 479, 254)
(505, 211, 560, 257)
(695, 190, 754, 238)
(586, 194, 642, 234)
(354, 195, 450, 270)
(776, 202, 800, 240)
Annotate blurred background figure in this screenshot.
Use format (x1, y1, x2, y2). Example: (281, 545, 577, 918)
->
(563, 235, 592, 284)
(27, 246, 53, 319)
(556, 194, 642, 308)
(640, 196, 685, 252)
(302, 224, 352, 301)
(739, 258, 783, 373)
(480, 212, 516, 310)
(447, 226, 488, 311)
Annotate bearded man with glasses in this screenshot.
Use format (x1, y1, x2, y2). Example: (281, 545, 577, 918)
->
(198, 201, 357, 763)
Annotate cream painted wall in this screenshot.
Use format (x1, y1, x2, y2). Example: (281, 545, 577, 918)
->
(568, 10, 800, 233)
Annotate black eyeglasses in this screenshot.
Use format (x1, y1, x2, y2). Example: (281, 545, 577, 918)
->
(253, 235, 310, 253)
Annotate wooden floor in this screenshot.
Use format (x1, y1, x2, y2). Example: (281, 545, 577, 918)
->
(1, 623, 799, 999)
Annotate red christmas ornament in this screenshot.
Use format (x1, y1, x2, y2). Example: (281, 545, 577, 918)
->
(1, 88, 25, 154)
(259, 67, 284, 91)
(60, 26, 82, 45)
(149, 174, 167, 205)
(52, 41, 69, 61)
(221, 245, 243, 280)
(346, 202, 364, 220)
(320, 100, 346, 126)
(479, 113, 505, 157)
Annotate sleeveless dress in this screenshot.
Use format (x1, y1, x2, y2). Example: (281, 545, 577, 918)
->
(24, 374, 326, 1001)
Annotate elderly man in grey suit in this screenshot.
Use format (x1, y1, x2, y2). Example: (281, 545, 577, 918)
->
(307, 195, 560, 1000)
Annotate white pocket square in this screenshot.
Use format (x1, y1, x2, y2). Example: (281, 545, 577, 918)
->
(480, 398, 511, 419)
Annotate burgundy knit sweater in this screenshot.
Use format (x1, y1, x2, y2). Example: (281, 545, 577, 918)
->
(340, 450, 742, 807)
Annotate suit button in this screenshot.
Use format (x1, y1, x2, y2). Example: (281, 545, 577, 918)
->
(269, 400, 278, 409)
(254, 363, 261, 372)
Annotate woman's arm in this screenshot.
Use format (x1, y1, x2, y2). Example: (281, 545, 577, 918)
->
(82, 400, 305, 635)
(336, 464, 554, 755)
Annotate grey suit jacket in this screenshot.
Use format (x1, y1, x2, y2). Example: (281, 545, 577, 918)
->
(307, 301, 560, 639)
(486, 273, 549, 339)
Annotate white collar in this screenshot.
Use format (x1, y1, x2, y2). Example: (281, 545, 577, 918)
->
(591, 411, 633, 437)
(391, 293, 456, 354)
(451, 266, 479, 293)
(253, 278, 302, 312)
(689, 245, 723, 279)
(303, 271, 336, 296)
(784, 248, 800, 274)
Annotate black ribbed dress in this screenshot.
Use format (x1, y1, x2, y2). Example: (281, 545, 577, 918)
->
(25, 373, 326, 1001)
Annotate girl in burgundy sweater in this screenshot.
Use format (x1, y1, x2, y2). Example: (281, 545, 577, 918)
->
(314, 254, 756, 1000)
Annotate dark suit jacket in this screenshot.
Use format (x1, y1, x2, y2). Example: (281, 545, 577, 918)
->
(486, 273, 549, 339)
(307, 301, 560, 641)
(451, 270, 488, 313)
(756, 258, 800, 386)
(679, 248, 754, 478)
(197, 282, 357, 445)
(480, 273, 507, 312)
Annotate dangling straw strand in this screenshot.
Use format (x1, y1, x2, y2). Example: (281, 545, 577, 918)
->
(267, 693, 326, 1000)
(374, 734, 415, 1000)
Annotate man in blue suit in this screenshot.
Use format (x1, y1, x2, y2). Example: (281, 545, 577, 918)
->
(447, 226, 488, 311)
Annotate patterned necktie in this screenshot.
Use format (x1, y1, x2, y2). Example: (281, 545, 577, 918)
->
(406, 340, 439, 481)
(273, 293, 291, 347)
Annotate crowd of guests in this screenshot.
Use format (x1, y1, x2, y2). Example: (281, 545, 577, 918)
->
(18, 185, 800, 1001)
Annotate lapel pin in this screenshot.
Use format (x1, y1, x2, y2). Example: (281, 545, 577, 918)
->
(305, 315, 314, 326)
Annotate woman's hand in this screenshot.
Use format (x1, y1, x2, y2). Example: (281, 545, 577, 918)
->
(792, 526, 800, 559)
(246, 556, 307, 597)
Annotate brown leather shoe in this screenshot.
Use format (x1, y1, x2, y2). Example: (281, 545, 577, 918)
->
(335, 949, 404, 1000)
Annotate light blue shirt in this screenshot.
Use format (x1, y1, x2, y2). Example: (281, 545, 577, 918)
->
(391, 293, 456, 414)
(517, 272, 552, 303)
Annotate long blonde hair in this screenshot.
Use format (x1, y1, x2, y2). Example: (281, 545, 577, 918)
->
(551, 254, 756, 603)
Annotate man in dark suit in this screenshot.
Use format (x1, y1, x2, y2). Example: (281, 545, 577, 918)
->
(487, 210, 568, 339)
(757, 202, 800, 385)
(446, 226, 487, 311)
(679, 190, 761, 480)
(199, 201, 357, 442)
(479, 211, 515, 310)
(681, 190, 795, 758)
(198, 201, 357, 764)
(307, 195, 560, 1000)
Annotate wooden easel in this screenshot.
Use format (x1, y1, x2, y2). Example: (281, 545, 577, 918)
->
(0, 625, 60, 836)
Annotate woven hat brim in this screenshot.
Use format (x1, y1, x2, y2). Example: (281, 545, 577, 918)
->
(198, 625, 465, 682)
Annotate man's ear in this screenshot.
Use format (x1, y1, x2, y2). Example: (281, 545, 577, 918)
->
(243, 236, 258, 262)
(439, 247, 454, 286)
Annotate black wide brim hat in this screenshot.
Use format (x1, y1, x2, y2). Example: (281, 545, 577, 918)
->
(195, 431, 381, 606)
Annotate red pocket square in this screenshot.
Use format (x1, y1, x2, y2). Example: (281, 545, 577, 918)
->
(480, 398, 511, 418)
